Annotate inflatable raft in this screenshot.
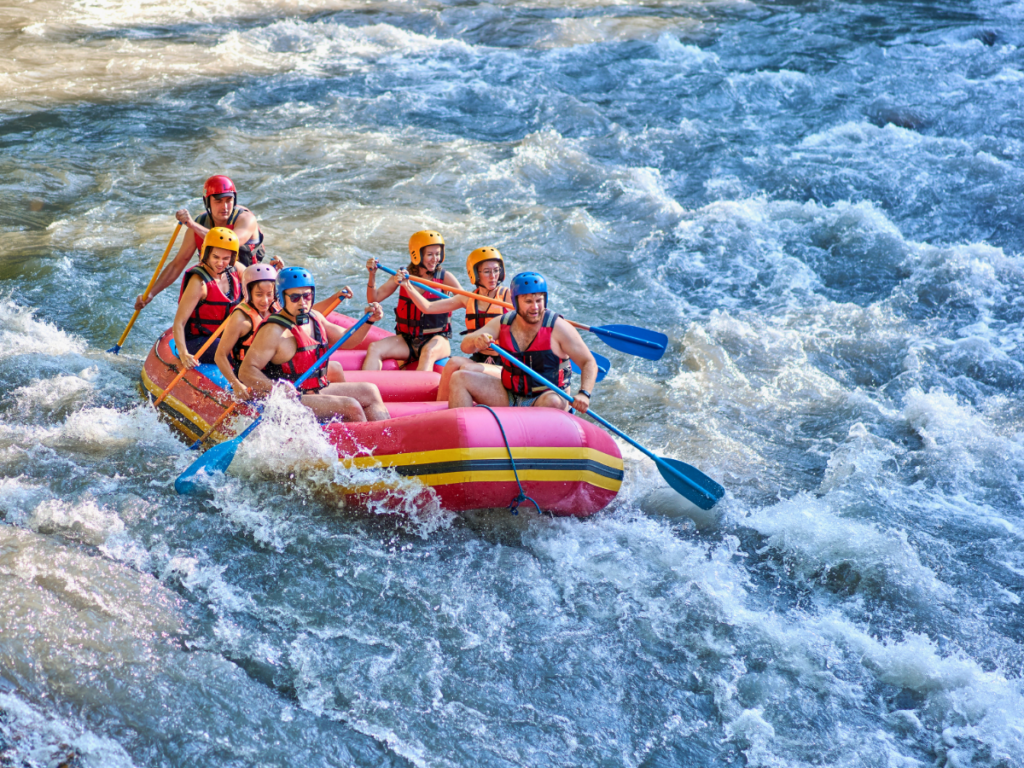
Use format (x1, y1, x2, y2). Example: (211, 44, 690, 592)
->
(140, 312, 624, 516)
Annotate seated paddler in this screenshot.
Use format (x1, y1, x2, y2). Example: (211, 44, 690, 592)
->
(396, 247, 511, 401)
(362, 229, 463, 372)
(448, 271, 597, 413)
(214, 264, 355, 400)
(135, 174, 282, 311)
(238, 267, 390, 423)
(173, 226, 243, 370)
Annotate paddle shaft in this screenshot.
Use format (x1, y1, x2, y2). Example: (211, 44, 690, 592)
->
(152, 320, 229, 409)
(181, 295, 346, 442)
(190, 401, 241, 449)
(208, 313, 371, 450)
(487, 343, 712, 501)
(109, 223, 182, 353)
(374, 263, 662, 351)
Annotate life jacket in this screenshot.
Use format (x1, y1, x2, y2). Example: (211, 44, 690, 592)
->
(196, 206, 266, 267)
(227, 302, 267, 371)
(259, 311, 329, 392)
(179, 264, 242, 340)
(498, 309, 572, 396)
(463, 285, 511, 333)
(395, 267, 452, 338)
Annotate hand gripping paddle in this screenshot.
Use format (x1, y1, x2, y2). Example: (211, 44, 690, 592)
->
(174, 312, 372, 495)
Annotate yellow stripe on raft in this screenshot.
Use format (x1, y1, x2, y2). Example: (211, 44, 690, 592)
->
(346, 446, 624, 472)
(141, 366, 210, 443)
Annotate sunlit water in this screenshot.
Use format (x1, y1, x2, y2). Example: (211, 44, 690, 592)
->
(1, 0, 1023, 765)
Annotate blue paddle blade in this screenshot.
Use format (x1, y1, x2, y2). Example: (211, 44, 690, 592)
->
(571, 352, 611, 382)
(174, 433, 246, 494)
(589, 324, 668, 361)
(106, 344, 122, 354)
(656, 456, 724, 510)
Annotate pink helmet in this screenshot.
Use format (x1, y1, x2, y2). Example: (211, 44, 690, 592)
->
(242, 263, 277, 301)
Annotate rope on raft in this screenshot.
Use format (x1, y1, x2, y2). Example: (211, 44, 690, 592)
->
(474, 404, 543, 516)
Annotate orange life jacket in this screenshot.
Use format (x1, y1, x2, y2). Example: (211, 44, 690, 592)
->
(464, 286, 511, 333)
(227, 302, 267, 371)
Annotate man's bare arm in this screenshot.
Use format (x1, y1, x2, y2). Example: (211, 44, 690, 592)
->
(238, 324, 285, 397)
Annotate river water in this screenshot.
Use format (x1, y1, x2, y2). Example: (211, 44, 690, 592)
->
(2, 0, 1023, 765)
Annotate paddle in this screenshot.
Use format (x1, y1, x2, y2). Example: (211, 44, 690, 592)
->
(487, 343, 724, 510)
(374, 264, 610, 381)
(152, 320, 232, 409)
(374, 263, 668, 360)
(174, 312, 372, 495)
(189, 400, 242, 450)
(185, 295, 347, 449)
(108, 223, 182, 354)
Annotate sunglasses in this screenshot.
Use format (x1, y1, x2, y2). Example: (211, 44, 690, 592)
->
(284, 290, 313, 303)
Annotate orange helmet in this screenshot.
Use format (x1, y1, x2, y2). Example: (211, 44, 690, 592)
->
(200, 227, 240, 266)
(466, 247, 505, 285)
(408, 230, 445, 266)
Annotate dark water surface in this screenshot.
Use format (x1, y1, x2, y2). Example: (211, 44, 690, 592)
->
(1, 0, 1023, 765)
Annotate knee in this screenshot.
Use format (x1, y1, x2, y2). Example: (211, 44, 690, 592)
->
(360, 383, 383, 402)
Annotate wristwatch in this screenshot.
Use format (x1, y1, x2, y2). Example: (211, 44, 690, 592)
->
(577, 389, 591, 398)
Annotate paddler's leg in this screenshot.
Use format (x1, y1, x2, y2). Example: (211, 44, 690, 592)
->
(361, 335, 410, 370)
(436, 359, 500, 401)
(436, 357, 473, 401)
(415, 335, 451, 372)
(320, 382, 390, 422)
(448, 370, 509, 409)
(532, 389, 571, 411)
(327, 361, 346, 383)
(299, 393, 367, 423)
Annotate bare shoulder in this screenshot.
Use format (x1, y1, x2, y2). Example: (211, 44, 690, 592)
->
(552, 315, 578, 335)
(254, 317, 286, 342)
(236, 208, 258, 224)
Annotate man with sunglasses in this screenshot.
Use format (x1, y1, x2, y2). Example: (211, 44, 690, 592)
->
(239, 267, 390, 422)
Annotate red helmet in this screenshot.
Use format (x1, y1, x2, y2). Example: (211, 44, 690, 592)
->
(203, 175, 236, 212)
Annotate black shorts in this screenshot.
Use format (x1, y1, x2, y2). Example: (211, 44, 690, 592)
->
(399, 332, 449, 363)
(185, 334, 220, 364)
(470, 351, 501, 365)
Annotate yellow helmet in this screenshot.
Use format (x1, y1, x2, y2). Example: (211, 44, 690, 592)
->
(408, 230, 445, 266)
(201, 227, 239, 266)
(466, 246, 505, 285)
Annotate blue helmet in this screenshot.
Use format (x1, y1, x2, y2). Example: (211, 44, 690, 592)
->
(509, 271, 547, 310)
(277, 266, 315, 305)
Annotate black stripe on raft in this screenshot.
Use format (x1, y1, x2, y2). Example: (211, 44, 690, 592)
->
(393, 458, 624, 482)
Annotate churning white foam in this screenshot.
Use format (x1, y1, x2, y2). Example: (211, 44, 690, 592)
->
(0, 690, 137, 768)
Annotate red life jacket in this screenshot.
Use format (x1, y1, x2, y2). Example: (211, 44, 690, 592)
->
(179, 264, 241, 340)
(464, 285, 511, 333)
(196, 206, 266, 267)
(258, 312, 329, 392)
(498, 309, 572, 396)
(227, 302, 267, 371)
(395, 267, 452, 338)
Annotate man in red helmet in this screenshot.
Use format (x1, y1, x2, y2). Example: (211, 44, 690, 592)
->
(134, 175, 281, 311)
